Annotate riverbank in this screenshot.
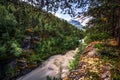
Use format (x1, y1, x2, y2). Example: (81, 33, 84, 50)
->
(65, 42, 112, 80)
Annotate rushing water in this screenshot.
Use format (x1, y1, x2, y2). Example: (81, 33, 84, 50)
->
(18, 48, 78, 80)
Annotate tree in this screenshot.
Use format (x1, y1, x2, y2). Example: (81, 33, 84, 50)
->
(87, 0, 120, 45)
(34, 0, 119, 45)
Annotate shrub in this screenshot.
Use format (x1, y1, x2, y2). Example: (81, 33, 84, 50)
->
(69, 43, 85, 70)
(5, 64, 15, 79)
(94, 43, 104, 49)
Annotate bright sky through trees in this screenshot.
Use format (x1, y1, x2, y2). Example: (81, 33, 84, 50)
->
(54, 8, 90, 26)
(22, 0, 90, 26)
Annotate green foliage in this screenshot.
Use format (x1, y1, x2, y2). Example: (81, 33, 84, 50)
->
(5, 64, 15, 79)
(85, 32, 109, 43)
(69, 43, 85, 70)
(0, 1, 84, 79)
(46, 76, 61, 80)
(88, 71, 99, 79)
(0, 5, 17, 26)
(11, 41, 22, 56)
(111, 65, 120, 80)
(29, 54, 41, 62)
(87, 0, 120, 45)
(94, 43, 104, 49)
(0, 40, 22, 60)
(7, 3, 16, 13)
(97, 45, 120, 80)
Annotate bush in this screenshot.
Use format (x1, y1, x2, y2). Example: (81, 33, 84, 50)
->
(94, 43, 104, 49)
(69, 43, 85, 70)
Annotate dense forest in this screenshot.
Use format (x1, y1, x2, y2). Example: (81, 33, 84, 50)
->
(0, 1, 84, 79)
(26, 0, 120, 45)
(0, 0, 120, 80)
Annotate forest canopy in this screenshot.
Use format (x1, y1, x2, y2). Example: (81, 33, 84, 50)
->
(21, 0, 119, 45)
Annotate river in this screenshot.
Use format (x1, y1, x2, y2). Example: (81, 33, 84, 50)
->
(17, 48, 78, 80)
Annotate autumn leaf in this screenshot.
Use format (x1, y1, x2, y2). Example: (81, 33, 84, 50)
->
(101, 17, 107, 22)
(27, 28, 33, 32)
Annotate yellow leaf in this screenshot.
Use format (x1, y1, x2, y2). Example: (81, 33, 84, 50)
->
(101, 17, 107, 22)
(27, 28, 33, 32)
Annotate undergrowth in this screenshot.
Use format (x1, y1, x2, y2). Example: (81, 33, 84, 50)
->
(97, 43, 120, 79)
(69, 42, 86, 71)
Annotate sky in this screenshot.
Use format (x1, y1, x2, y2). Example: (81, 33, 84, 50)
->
(55, 13, 71, 21)
(53, 7, 90, 26)
(54, 12, 90, 26)
(22, 0, 90, 26)
(54, 10, 72, 21)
